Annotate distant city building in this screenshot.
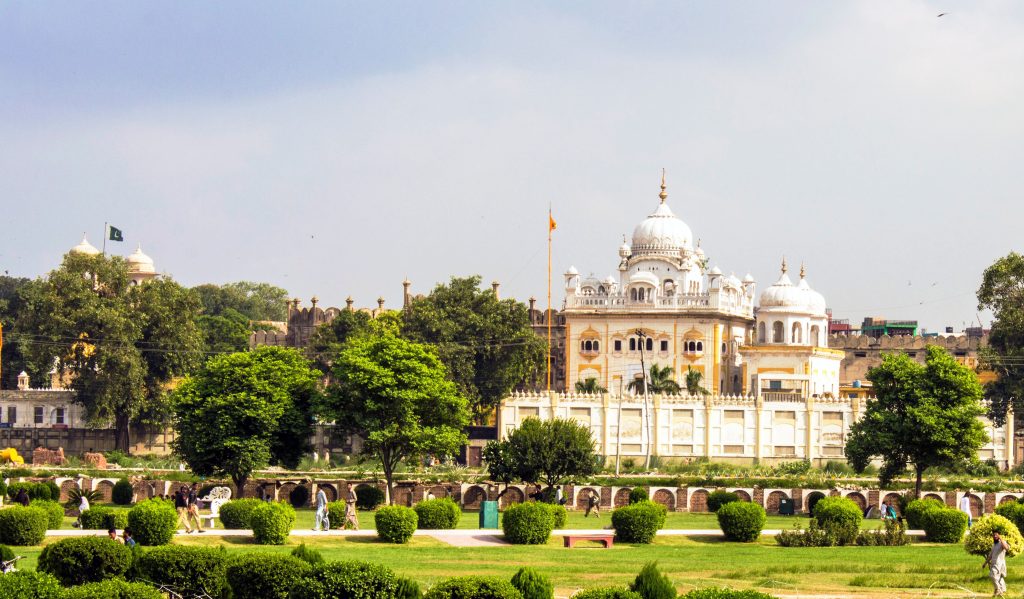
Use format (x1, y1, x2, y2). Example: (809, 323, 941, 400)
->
(860, 317, 918, 338)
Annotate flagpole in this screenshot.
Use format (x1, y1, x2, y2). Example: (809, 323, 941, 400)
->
(547, 207, 552, 393)
(102, 222, 107, 256)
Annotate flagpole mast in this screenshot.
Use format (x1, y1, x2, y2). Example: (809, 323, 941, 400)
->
(102, 222, 107, 256)
(547, 206, 552, 393)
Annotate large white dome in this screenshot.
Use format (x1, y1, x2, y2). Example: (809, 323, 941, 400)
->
(70, 235, 100, 256)
(758, 262, 827, 316)
(630, 180, 693, 253)
(126, 245, 155, 274)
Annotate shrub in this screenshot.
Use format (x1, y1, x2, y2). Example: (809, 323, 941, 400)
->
(612, 501, 666, 544)
(112, 479, 134, 506)
(127, 499, 177, 546)
(80, 507, 129, 530)
(424, 576, 524, 599)
(289, 485, 310, 508)
(716, 501, 766, 542)
(904, 498, 945, 529)
(706, 490, 739, 513)
(291, 542, 325, 565)
(226, 553, 310, 599)
(291, 560, 398, 599)
(511, 567, 553, 599)
(0, 544, 14, 561)
(327, 500, 347, 529)
(356, 485, 386, 510)
(251, 501, 296, 545)
(397, 576, 423, 599)
(502, 502, 553, 545)
(134, 545, 228, 597)
(920, 508, 968, 543)
(775, 520, 851, 547)
(37, 537, 133, 585)
(630, 562, 676, 599)
(0, 506, 49, 545)
(415, 498, 461, 530)
(376, 505, 418, 544)
(629, 487, 649, 504)
(856, 519, 909, 546)
(29, 500, 63, 530)
(44, 481, 60, 503)
(218, 498, 263, 529)
(0, 571, 65, 599)
(7, 482, 50, 501)
(812, 497, 861, 545)
(682, 590, 776, 598)
(64, 579, 164, 599)
(965, 514, 1024, 557)
(995, 502, 1024, 533)
(542, 503, 568, 529)
(571, 590, 642, 599)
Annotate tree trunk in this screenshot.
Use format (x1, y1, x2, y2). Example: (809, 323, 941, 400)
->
(233, 474, 248, 499)
(114, 413, 131, 453)
(382, 450, 396, 506)
(915, 464, 924, 498)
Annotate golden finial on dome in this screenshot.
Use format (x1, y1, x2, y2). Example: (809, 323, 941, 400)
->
(800, 262, 806, 279)
(659, 168, 667, 202)
(781, 256, 788, 274)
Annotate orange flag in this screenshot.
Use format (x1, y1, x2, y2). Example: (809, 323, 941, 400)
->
(549, 212, 557, 232)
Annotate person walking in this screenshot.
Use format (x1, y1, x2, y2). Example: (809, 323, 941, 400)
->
(123, 528, 136, 549)
(960, 492, 974, 528)
(344, 487, 359, 530)
(72, 492, 91, 528)
(15, 488, 30, 507)
(313, 487, 330, 531)
(985, 530, 1010, 597)
(186, 483, 204, 533)
(585, 493, 600, 518)
(174, 485, 192, 534)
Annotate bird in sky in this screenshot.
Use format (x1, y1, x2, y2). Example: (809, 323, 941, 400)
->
(937, 12, 948, 17)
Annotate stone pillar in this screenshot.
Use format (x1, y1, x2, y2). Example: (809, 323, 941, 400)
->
(754, 394, 763, 461)
(753, 487, 765, 507)
(868, 489, 880, 509)
(712, 324, 723, 394)
(652, 394, 662, 457)
(944, 491, 957, 508)
(1006, 408, 1015, 469)
(602, 392, 611, 457)
(792, 488, 804, 514)
(677, 487, 688, 512)
(549, 391, 559, 419)
(985, 493, 997, 515)
(704, 395, 714, 459)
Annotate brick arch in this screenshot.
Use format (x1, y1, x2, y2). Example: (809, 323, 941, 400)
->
(60, 480, 80, 502)
(999, 495, 1020, 505)
(829, 490, 841, 497)
(882, 493, 903, 516)
(733, 490, 751, 502)
(966, 494, 984, 517)
(500, 487, 524, 509)
(923, 493, 944, 503)
(278, 482, 297, 502)
(428, 485, 448, 499)
(133, 481, 160, 501)
(576, 487, 600, 509)
(689, 489, 710, 512)
(614, 488, 632, 508)
(94, 480, 114, 502)
(463, 485, 486, 509)
(392, 487, 413, 507)
(845, 492, 867, 512)
(766, 491, 789, 515)
(318, 484, 338, 502)
(652, 489, 675, 510)
(805, 492, 826, 514)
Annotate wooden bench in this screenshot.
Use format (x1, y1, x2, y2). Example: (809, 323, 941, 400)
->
(563, 534, 614, 548)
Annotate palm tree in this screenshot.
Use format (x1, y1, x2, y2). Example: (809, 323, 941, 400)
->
(574, 377, 607, 394)
(685, 366, 710, 396)
(626, 364, 681, 394)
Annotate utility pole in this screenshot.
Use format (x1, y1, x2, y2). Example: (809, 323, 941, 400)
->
(615, 376, 623, 476)
(636, 329, 652, 470)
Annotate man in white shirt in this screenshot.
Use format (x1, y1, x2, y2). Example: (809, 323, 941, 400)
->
(960, 492, 973, 528)
(985, 530, 1010, 597)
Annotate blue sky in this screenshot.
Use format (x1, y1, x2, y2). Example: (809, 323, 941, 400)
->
(2, 1, 1023, 332)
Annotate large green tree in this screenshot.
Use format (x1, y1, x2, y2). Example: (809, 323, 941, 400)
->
(501, 417, 598, 491)
(402, 276, 546, 421)
(192, 281, 289, 323)
(324, 321, 469, 503)
(977, 252, 1024, 423)
(14, 253, 203, 450)
(172, 346, 321, 491)
(845, 345, 988, 496)
(0, 275, 31, 390)
(196, 307, 252, 354)
(307, 308, 373, 371)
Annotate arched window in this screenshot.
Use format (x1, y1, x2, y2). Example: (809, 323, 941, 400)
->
(582, 340, 591, 351)
(593, 341, 599, 352)
(696, 341, 703, 352)
(758, 322, 766, 343)
(810, 325, 821, 347)
(629, 338, 636, 351)
(772, 321, 784, 343)
(792, 322, 803, 344)
(631, 288, 637, 301)
(645, 338, 653, 351)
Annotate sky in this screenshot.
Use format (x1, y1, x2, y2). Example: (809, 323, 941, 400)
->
(2, 1, 1022, 333)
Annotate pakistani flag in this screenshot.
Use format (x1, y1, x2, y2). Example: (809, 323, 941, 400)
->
(108, 226, 123, 242)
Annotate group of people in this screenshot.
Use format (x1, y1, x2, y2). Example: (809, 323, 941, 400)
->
(313, 486, 359, 531)
(106, 527, 135, 548)
(173, 483, 204, 534)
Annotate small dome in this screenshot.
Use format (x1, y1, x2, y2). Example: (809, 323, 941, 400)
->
(126, 245, 156, 274)
(709, 265, 722, 276)
(758, 260, 827, 316)
(604, 275, 616, 285)
(566, 265, 579, 275)
(70, 235, 100, 256)
(743, 273, 755, 283)
(631, 201, 693, 254)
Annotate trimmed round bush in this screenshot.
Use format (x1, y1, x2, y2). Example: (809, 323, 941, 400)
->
(30, 500, 63, 530)
(812, 496, 862, 544)
(0, 506, 49, 545)
(251, 501, 296, 545)
(511, 567, 553, 599)
(0, 544, 14, 562)
(425, 575, 524, 599)
(682, 589, 777, 598)
(80, 507, 129, 531)
(571, 590, 642, 599)
(920, 508, 968, 543)
(44, 481, 60, 503)
(134, 545, 228, 597)
(289, 485, 310, 508)
(995, 502, 1024, 533)
(356, 485, 386, 510)
(502, 502, 554, 545)
(376, 505, 418, 544)
(127, 499, 177, 546)
(326, 500, 347, 530)
(37, 537, 132, 585)
(226, 553, 311, 599)
(112, 479, 134, 506)
(415, 498, 461, 530)
(965, 514, 1024, 557)
(628, 487, 649, 504)
(542, 503, 568, 529)
(218, 498, 263, 529)
(0, 571, 65, 599)
(612, 501, 666, 544)
(716, 501, 766, 542)
(706, 490, 738, 513)
(904, 498, 945, 529)
(64, 579, 164, 599)
(291, 560, 398, 599)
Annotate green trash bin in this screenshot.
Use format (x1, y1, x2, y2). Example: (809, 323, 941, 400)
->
(479, 500, 499, 529)
(778, 498, 794, 515)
